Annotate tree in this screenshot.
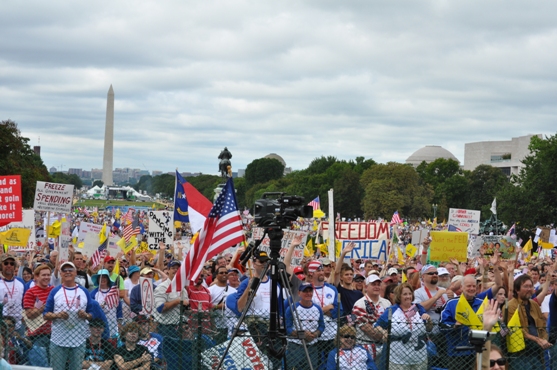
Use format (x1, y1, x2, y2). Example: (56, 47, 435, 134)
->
(187, 174, 222, 202)
(333, 167, 363, 218)
(151, 174, 175, 198)
(466, 165, 508, 219)
(51, 172, 83, 189)
(499, 134, 557, 231)
(0, 120, 50, 207)
(306, 156, 338, 175)
(93, 180, 104, 188)
(244, 158, 284, 188)
(360, 162, 433, 220)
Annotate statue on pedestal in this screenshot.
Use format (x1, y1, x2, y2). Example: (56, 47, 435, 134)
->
(218, 147, 232, 178)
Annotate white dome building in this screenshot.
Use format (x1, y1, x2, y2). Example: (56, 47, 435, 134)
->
(405, 145, 459, 167)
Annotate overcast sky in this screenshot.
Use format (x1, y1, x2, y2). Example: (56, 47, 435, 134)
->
(1, 1, 556, 175)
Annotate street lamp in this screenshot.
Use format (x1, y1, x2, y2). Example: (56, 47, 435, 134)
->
(432, 204, 438, 219)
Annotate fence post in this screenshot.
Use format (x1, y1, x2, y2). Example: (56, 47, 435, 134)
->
(384, 307, 392, 370)
(197, 302, 203, 370)
(336, 293, 341, 370)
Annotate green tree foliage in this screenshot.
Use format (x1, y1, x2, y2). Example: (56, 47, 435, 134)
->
(499, 134, 557, 231)
(0, 120, 50, 207)
(466, 164, 508, 219)
(186, 174, 222, 202)
(244, 158, 284, 188)
(151, 174, 175, 198)
(92, 180, 104, 188)
(306, 156, 338, 175)
(51, 172, 83, 189)
(134, 175, 152, 193)
(361, 162, 433, 220)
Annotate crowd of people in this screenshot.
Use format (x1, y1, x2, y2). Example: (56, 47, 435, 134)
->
(0, 207, 555, 370)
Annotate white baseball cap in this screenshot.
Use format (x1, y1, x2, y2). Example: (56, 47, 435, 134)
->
(366, 275, 381, 284)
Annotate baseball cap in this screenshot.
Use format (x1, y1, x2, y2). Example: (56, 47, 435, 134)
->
(104, 255, 115, 263)
(253, 250, 270, 262)
(353, 274, 365, 282)
(60, 261, 76, 270)
(438, 267, 449, 276)
(168, 260, 181, 268)
(387, 267, 398, 276)
(128, 265, 141, 277)
(1, 254, 16, 262)
(366, 275, 381, 284)
(359, 263, 365, 270)
(321, 258, 331, 266)
(307, 260, 323, 273)
(140, 267, 153, 275)
(299, 283, 314, 292)
(368, 270, 380, 276)
(227, 268, 241, 274)
(420, 264, 437, 276)
(381, 275, 394, 283)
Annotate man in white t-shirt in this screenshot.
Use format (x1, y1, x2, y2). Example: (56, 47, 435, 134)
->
(413, 265, 449, 327)
(209, 265, 237, 344)
(352, 275, 390, 350)
(0, 254, 25, 331)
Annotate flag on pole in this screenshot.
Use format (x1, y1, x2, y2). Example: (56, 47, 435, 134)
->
(522, 238, 533, 253)
(174, 170, 212, 233)
(507, 309, 525, 352)
(506, 223, 516, 236)
(91, 224, 108, 268)
(123, 223, 140, 243)
(455, 294, 482, 329)
(121, 209, 134, 225)
(390, 211, 402, 225)
(490, 198, 497, 215)
(104, 285, 120, 309)
(308, 196, 320, 211)
(167, 177, 245, 293)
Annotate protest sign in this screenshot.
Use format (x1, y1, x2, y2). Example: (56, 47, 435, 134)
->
(480, 235, 516, 259)
(249, 228, 308, 268)
(139, 277, 155, 315)
(321, 221, 390, 261)
(81, 232, 102, 258)
(448, 208, 481, 234)
(0, 210, 36, 252)
(34, 182, 74, 213)
(0, 175, 22, 225)
(202, 337, 270, 370)
(78, 222, 104, 243)
(430, 231, 468, 262)
(147, 211, 174, 250)
(411, 229, 429, 245)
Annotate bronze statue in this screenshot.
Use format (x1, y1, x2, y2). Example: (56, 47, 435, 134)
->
(218, 147, 232, 177)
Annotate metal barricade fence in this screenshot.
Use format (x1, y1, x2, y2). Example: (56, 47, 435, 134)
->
(0, 311, 553, 369)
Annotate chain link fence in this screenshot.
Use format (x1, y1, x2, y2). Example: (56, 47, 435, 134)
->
(0, 309, 554, 369)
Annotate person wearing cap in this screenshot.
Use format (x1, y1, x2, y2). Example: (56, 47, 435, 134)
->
(351, 275, 391, 360)
(331, 242, 364, 315)
(44, 261, 95, 370)
(285, 283, 325, 370)
(22, 265, 54, 362)
(386, 267, 399, 284)
(413, 265, 449, 327)
(303, 259, 341, 370)
(123, 265, 141, 310)
(208, 265, 238, 344)
(0, 254, 25, 332)
(186, 271, 213, 336)
(353, 274, 366, 294)
(227, 268, 241, 288)
(135, 315, 165, 368)
(326, 325, 377, 370)
(129, 267, 157, 315)
(91, 269, 122, 338)
(103, 254, 126, 302)
(293, 266, 306, 282)
(321, 258, 333, 280)
(153, 259, 189, 338)
(82, 318, 114, 370)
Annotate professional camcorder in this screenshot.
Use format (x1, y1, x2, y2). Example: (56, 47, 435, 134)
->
(253, 192, 313, 228)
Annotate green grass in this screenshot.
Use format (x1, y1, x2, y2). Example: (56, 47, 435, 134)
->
(74, 199, 166, 209)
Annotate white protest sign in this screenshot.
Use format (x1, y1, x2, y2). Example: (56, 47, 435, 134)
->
(249, 228, 308, 268)
(81, 232, 102, 258)
(147, 211, 174, 250)
(108, 236, 121, 256)
(139, 277, 155, 315)
(448, 208, 481, 234)
(78, 222, 103, 243)
(202, 337, 271, 370)
(411, 229, 429, 246)
(1, 210, 36, 252)
(33, 182, 74, 213)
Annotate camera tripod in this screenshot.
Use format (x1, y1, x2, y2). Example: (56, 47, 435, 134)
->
(216, 225, 314, 370)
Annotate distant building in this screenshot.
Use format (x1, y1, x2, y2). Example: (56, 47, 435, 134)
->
(405, 145, 459, 167)
(91, 168, 103, 180)
(49, 167, 57, 174)
(237, 169, 245, 178)
(152, 170, 162, 176)
(68, 168, 83, 177)
(33, 146, 41, 156)
(463, 134, 541, 176)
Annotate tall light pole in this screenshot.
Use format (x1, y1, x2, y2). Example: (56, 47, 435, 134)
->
(432, 204, 438, 219)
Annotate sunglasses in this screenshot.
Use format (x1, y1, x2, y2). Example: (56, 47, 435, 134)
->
(342, 335, 356, 339)
(3, 261, 15, 266)
(62, 268, 75, 273)
(426, 272, 438, 276)
(323, 264, 331, 267)
(217, 271, 228, 275)
(489, 358, 506, 367)
(203, 266, 211, 269)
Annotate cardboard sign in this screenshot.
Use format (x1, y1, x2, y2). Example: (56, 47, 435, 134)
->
(0, 175, 22, 224)
(411, 229, 429, 245)
(33, 182, 74, 213)
(140, 277, 155, 315)
(430, 231, 468, 262)
(147, 211, 174, 250)
(249, 229, 309, 268)
(0, 210, 36, 251)
(448, 208, 481, 234)
(321, 221, 390, 261)
(202, 337, 271, 370)
(480, 235, 516, 259)
(78, 222, 104, 243)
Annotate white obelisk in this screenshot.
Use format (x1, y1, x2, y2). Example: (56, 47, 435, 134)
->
(102, 85, 114, 185)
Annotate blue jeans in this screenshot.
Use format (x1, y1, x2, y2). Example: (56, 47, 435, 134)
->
(50, 342, 86, 370)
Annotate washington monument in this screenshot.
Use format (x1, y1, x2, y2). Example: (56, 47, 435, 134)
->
(102, 85, 114, 185)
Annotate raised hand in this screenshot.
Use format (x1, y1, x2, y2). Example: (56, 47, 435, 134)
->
(482, 299, 500, 331)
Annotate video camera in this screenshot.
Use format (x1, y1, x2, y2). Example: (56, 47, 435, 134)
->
(253, 192, 313, 229)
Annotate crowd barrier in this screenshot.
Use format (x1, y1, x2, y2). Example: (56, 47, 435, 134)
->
(0, 309, 554, 370)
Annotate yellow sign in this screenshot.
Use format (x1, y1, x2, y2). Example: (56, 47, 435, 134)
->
(539, 241, 554, 250)
(406, 243, 417, 257)
(430, 231, 468, 262)
(0, 228, 31, 247)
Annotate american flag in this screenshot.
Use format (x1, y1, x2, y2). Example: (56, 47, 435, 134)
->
(167, 177, 245, 293)
(308, 196, 320, 211)
(121, 209, 134, 225)
(90, 238, 108, 268)
(390, 211, 402, 225)
(123, 223, 140, 242)
(104, 285, 120, 309)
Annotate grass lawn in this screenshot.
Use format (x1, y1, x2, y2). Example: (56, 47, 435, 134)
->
(74, 199, 166, 209)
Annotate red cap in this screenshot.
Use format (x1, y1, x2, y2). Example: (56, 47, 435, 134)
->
(104, 255, 115, 263)
(464, 268, 476, 276)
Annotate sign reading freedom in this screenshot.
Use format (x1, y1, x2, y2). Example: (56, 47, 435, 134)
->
(322, 221, 390, 261)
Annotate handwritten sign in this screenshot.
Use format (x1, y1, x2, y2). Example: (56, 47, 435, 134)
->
(0, 210, 36, 252)
(33, 182, 74, 213)
(147, 211, 174, 250)
(140, 277, 154, 315)
(321, 221, 390, 261)
(0, 175, 22, 224)
(448, 208, 481, 234)
(430, 231, 468, 262)
(249, 229, 308, 268)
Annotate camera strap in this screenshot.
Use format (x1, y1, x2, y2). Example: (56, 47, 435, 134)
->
(424, 286, 445, 306)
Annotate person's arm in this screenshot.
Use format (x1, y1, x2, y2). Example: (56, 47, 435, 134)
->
(415, 288, 446, 311)
(175, 242, 184, 261)
(481, 299, 500, 370)
(156, 242, 166, 271)
(114, 351, 151, 370)
(420, 236, 430, 266)
(237, 278, 254, 312)
(332, 242, 354, 286)
(490, 255, 503, 296)
(154, 284, 188, 314)
(284, 234, 304, 276)
(129, 248, 136, 267)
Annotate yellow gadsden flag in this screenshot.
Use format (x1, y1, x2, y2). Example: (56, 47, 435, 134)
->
(117, 235, 138, 254)
(0, 228, 31, 247)
(304, 238, 315, 257)
(48, 220, 61, 238)
(507, 309, 525, 353)
(455, 294, 482, 329)
(475, 297, 500, 332)
(406, 243, 417, 257)
(522, 238, 533, 253)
